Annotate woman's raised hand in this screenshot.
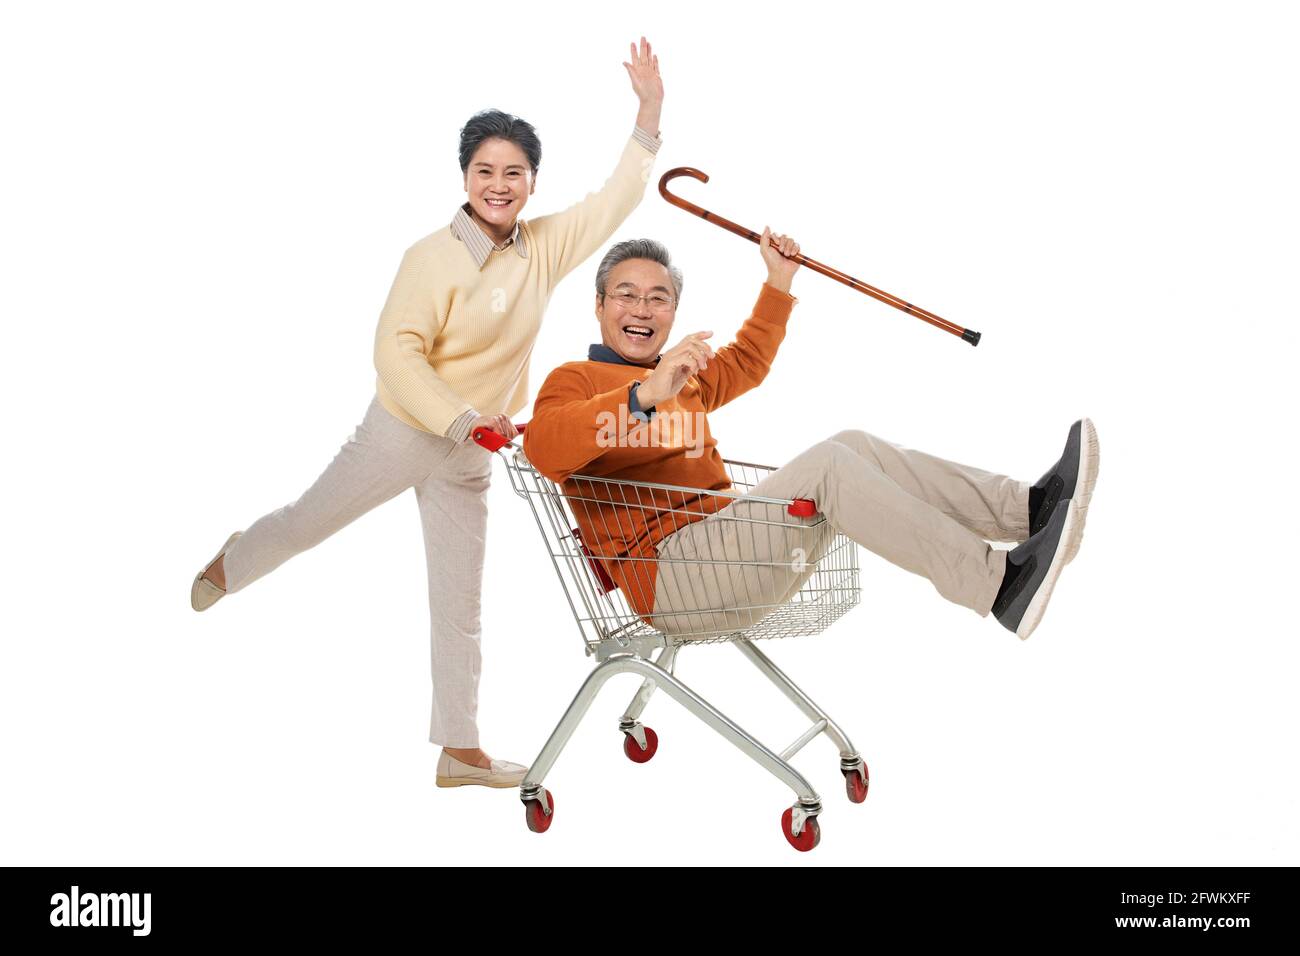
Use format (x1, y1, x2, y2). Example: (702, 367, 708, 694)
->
(623, 36, 663, 105)
(624, 36, 663, 137)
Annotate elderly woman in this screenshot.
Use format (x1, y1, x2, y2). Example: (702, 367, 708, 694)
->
(191, 38, 665, 789)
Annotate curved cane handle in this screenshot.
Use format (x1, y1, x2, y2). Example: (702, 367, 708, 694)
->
(657, 167, 981, 346)
(658, 166, 710, 216)
(659, 167, 756, 245)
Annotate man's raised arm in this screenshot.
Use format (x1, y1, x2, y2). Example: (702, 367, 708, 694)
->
(692, 281, 797, 412)
(657, 227, 802, 413)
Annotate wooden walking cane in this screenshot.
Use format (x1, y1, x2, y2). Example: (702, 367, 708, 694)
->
(659, 167, 982, 346)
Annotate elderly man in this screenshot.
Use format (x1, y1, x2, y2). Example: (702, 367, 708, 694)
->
(522, 232, 1097, 641)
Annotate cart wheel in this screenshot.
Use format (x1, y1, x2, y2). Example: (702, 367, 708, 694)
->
(843, 764, 869, 804)
(524, 790, 555, 834)
(622, 726, 659, 763)
(781, 808, 821, 852)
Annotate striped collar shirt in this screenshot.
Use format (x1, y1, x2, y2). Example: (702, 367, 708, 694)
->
(449, 202, 529, 269)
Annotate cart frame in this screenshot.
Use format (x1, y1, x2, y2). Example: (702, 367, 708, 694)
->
(475, 426, 870, 850)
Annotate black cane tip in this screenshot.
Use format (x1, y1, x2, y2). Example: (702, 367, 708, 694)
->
(962, 329, 982, 347)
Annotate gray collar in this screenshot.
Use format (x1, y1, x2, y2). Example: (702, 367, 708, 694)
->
(588, 343, 659, 368)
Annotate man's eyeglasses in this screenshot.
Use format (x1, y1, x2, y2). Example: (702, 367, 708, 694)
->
(603, 290, 676, 313)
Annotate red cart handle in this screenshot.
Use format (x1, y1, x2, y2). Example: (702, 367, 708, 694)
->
(471, 423, 527, 452)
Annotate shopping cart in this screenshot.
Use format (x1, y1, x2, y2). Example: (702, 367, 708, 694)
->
(474, 424, 869, 851)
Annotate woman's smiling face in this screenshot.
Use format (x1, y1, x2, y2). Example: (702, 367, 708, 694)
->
(463, 138, 535, 243)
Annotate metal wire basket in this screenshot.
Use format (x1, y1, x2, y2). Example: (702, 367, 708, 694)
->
(500, 449, 860, 651)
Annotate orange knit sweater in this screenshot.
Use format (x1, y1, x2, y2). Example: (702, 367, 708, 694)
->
(524, 283, 796, 616)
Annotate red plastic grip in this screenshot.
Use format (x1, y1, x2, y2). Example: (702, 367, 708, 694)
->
(787, 498, 817, 518)
(470, 422, 527, 451)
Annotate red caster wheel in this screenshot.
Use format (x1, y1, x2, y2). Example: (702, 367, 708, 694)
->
(843, 764, 869, 804)
(781, 808, 821, 852)
(622, 726, 659, 763)
(523, 790, 555, 834)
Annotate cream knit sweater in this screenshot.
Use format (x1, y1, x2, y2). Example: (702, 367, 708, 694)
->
(373, 129, 661, 441)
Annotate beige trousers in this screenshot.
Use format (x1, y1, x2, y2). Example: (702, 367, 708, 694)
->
(222, 396, 492, 747)
(652, 429, 1030, 638)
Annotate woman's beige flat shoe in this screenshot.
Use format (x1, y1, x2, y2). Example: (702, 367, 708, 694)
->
(191, 531, 241, 612)
(435, 752, 528, 789)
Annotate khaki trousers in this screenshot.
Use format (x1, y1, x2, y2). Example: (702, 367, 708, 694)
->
(222, 396, 492, 747)
(652, 429, 1030, 638)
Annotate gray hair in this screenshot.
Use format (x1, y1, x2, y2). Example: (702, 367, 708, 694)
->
(595, 239, 684, 303)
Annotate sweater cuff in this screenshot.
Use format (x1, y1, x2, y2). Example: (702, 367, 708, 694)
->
(445, 408, 481, 444)
(760, 281, 798, 306)
(632, 125, 662, 155)
(628, 381, 656, 421)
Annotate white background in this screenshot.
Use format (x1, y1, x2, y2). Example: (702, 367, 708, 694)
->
(2, 0, 1296, 866)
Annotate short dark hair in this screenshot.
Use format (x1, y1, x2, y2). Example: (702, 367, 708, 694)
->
(458, 109, 541, 175)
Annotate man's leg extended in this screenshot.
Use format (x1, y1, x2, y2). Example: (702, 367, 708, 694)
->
(747, 437, 1007, 615)
(651, 493, 833, 638)
(825, 429, 1030, 544)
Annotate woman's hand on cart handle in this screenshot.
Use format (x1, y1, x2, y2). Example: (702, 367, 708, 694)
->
(637, 331, 714, 408)
(470, 414, 517, 441)
(469, 415, 522, 451)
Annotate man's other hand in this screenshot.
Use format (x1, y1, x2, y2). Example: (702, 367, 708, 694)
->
(637, 331, 715, 407)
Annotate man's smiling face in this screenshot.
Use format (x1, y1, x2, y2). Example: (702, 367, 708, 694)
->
(595, 258, 677, 365)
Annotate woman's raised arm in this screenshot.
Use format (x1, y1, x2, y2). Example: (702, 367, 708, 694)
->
(528, 37, 666, 282)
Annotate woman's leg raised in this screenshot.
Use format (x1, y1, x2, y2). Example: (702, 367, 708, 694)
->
(221, 397, 445, 594)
